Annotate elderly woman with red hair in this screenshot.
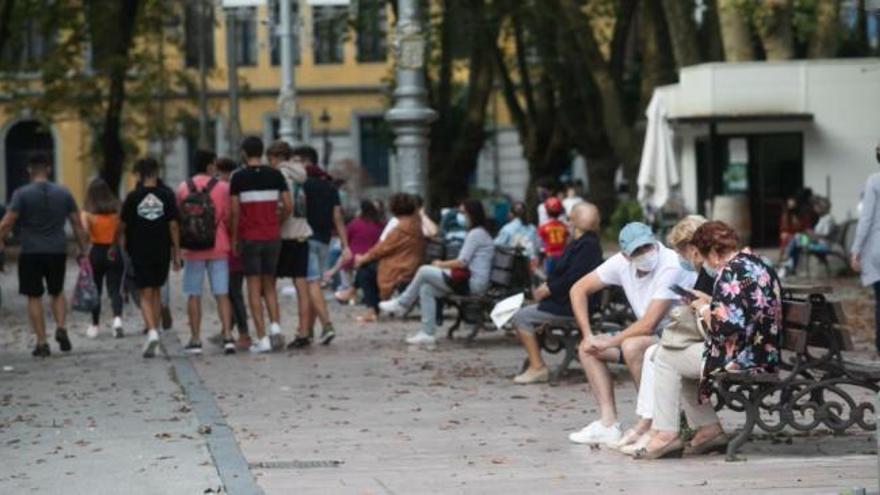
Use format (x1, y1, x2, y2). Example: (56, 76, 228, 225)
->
(632, 221, 783, 460)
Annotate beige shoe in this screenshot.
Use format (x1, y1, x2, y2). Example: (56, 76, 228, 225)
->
(513, 367, 550, 384)
(619, 432, 652, 456)
(607, 428, 644, 451)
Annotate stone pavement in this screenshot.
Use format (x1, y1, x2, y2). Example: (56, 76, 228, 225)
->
(1, 264, 878, 494)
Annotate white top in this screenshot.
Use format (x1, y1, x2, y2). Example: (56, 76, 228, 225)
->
(562, 196, 584, 216)
(595, 244, 696, 332)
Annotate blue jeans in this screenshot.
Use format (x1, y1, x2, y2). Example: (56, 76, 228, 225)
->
(306, 240, 330, 282)
(874, 282, 880, 352)
(397, 265, 452, 337)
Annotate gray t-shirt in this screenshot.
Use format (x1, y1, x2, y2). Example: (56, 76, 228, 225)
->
(9, 181, 77, 254)
(457, 227, 495, 293)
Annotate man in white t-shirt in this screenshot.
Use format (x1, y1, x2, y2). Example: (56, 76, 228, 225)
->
(566, 222, 695, 445)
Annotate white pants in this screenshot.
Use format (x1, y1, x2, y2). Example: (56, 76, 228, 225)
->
(635, 344, 658, 420)
(652, 343, 719, 432)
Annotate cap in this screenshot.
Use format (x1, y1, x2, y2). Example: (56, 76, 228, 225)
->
(618, 222, 656, 256)
(544, 197, 563, 217)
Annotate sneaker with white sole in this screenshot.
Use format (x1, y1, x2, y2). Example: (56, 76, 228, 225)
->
(379, 299, 406, 318)
(86, 324, 99, 339)
(184, 340, 203, 355)
(143, 329, 160, 358)
(249, 336, 272, 354)
(112, 317, 124, 339)
(568, 420, 622, 445)
(513, 367, 550, 384)
(268, 322, 285, 351)
(405, 331, 436, 346)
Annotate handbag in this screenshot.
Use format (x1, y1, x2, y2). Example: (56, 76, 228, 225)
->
(659, 304, 707, 350)
(71, 257, 100, 313)
(443, 267, 471, 295)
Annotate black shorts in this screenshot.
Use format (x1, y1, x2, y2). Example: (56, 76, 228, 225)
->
(276, 239, 309, 279)
(132, 260, 170, 289)
(18, 253, 67, 297)
(240, 239, 281, 276)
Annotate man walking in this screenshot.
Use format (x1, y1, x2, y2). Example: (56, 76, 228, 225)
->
(230, 136, 292, 353)
(852, 141, 880, 356)
(298, 146, 350, 346)
(0, 153, 89, 357)
(119, 157, 182, 358)
(176, 149, 235, 355)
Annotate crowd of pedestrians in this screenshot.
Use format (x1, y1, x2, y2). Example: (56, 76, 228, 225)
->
(3, 138, 879, 463)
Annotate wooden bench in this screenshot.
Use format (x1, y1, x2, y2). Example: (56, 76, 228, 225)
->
(714, 288, 880, 461)
(443, 245, 530, 342)
(532, 286, 636, 381)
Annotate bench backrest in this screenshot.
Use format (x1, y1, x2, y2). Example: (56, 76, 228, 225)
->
(488, 246, 529, 292)
(782, 300, 811, 354)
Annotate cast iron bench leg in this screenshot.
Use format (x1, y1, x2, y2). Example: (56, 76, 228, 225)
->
(726, 399, 759, 462)
(552, 334, 579, 382)
(446, 302, 463, 339)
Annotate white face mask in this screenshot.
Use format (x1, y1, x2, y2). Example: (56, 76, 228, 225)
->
(632, 248, 659, 273)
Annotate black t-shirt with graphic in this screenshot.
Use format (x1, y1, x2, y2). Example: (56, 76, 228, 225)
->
(121, 184, 179, 263)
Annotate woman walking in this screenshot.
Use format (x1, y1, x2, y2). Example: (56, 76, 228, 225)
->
(82, 178, 125, 338)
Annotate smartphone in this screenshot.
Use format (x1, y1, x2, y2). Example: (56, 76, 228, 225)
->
(669, 284, 696, 302)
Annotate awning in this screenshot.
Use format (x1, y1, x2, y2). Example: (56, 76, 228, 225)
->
(667, 113, 814, 125)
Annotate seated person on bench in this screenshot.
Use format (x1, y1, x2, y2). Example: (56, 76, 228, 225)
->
(634, 220, 783, 459)
(511, 202, 602, 384)
(379, 199, 494, 346)
(353, 193, 426, 323)
(567, 222, 694, 446)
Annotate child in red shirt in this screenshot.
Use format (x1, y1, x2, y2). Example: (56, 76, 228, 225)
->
(538, 197, 569, 275)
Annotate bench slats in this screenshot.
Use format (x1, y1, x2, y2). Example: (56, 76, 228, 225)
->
(783, 301, 812, 328)
(783, 328, 808, 353)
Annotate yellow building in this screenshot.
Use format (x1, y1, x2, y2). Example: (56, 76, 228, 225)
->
(0, 0, 395, 205)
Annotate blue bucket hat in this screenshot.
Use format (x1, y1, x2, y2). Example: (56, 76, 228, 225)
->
(618, 222, 656, 256)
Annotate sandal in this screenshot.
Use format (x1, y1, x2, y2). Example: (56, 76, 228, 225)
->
(355, 312, 378, 323)
(607, 428, 645, 451)
(684, 432, 728, 456)
(633, 438, 684, 460)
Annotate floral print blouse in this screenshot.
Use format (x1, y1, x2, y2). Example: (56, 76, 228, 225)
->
(700, 250, 783, 402)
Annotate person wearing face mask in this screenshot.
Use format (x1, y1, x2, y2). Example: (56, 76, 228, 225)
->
(566, 222, 695, 446)
(631, 220, 782, 459)
(606, 215, 715, 455)
(379, 199, 495, 345)
(851, 142, 880, 355)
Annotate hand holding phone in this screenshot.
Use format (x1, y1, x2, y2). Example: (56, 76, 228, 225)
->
(669, 284, 696, 302)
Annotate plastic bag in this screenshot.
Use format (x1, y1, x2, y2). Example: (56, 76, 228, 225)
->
(71, 257, 99, 313)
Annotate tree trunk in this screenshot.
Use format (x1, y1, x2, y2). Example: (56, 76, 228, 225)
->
(701, 0, 726, 62)
(754, 0, 794, 60)
(717, 0, 755, 61)
(87, 0, 141, 192)
(585, 154, 619, 221)
(808, 0, 841, 58)
(661, 0, 703, 68)
(640, 0, 678, 106)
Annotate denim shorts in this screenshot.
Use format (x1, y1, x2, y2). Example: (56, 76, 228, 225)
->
(183, 259, 229, 296)
(306, 239, 329, 282)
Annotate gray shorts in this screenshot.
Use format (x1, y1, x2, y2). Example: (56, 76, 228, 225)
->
(240, 239, 282, 276)
(511, 304, 576, 334)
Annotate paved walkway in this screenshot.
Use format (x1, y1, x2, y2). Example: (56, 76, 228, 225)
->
(0, 265, 877, 494)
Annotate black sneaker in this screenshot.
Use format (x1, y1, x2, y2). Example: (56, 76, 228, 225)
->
(222, 338, 236, 355)
(160, 306, 172, 330)
(184, 340, 203, 355)
(55, 328, 72, 352)
(287, 336, 311, 350)
(319, 324, 335, 346)
(32, 343, 50, 358)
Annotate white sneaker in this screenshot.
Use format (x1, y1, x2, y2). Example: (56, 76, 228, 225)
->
(405, 331, 436, 346)
(379, 299, 406, 317)
(568, 420, 622, 445)
(112, 317, 124, 338)
(249, 336, 272, 354)
(86, 325, 99, 339)
(142, 329, 160, 358)
(268, 322, 285, 351)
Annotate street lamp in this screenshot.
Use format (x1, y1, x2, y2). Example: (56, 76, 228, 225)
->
(276, 0, 297, 145)
(320, 108, 332, 168)
(385, 0, 437, 204)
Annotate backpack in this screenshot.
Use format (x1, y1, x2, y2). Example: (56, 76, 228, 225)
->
(179, 177, 218, 250)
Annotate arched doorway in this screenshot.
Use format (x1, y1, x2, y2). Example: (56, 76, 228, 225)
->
(5, 120, 54, 201)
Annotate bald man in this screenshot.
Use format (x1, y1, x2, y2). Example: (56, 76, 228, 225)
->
(512, 202, 603, 384)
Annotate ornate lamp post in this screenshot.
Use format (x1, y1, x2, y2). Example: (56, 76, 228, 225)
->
(276, 0, 298, 145)
(385, 0, 436, 203)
